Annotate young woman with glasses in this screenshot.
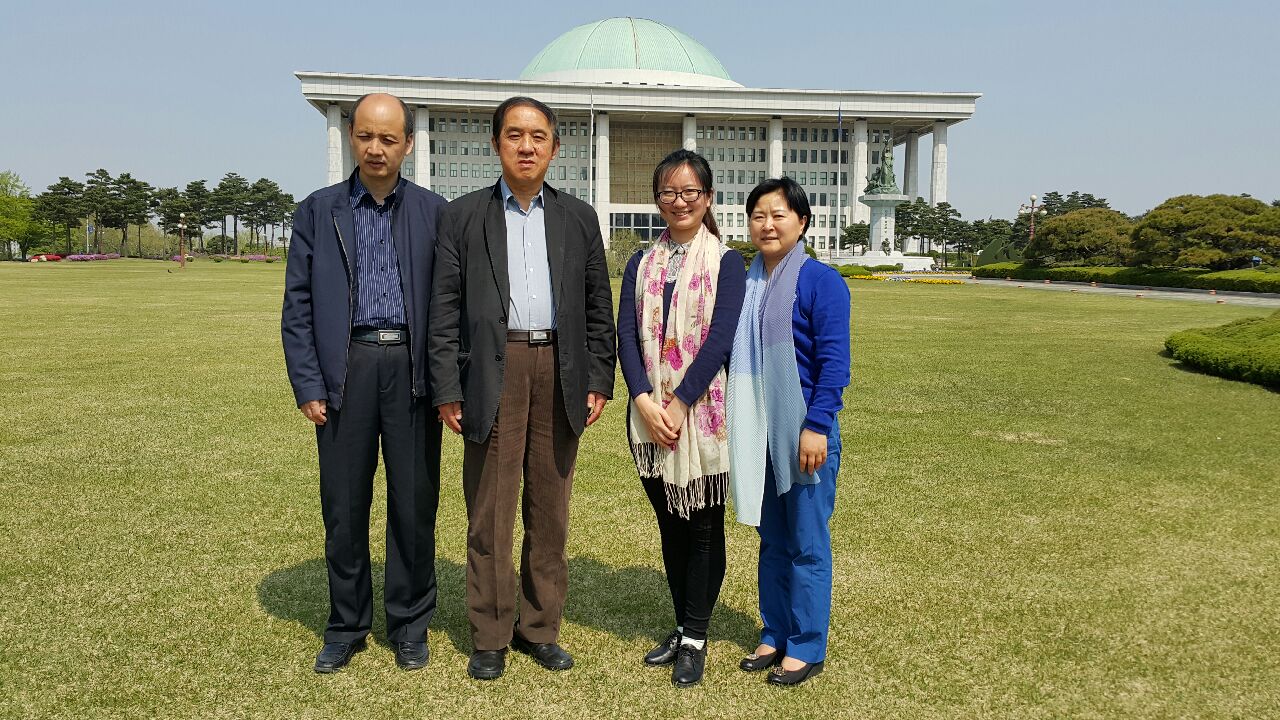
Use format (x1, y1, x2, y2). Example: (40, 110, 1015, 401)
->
(616, 148, 746, 687)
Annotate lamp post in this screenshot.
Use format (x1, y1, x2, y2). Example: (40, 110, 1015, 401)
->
(1018, 194, 1049, 248)
(177, 213, 187, 269)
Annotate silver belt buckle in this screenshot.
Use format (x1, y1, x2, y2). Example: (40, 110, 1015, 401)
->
(378, 329, 401, 343)
(528, 329, 550, 344)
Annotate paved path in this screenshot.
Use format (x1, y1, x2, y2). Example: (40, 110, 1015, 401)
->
(954, 276, 1280, 308)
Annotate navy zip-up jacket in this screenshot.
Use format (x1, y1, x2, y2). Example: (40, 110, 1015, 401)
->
(282, 172, 447, 410)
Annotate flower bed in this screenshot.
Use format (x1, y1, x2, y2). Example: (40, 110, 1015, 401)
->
(904, 278, 967, 285)
(209, 254, 279, 263)
(66, 253, 121, 261)
(30, 254, 63, 262)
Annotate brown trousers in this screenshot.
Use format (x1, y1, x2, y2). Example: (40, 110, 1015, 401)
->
(463, 340, 579, 650)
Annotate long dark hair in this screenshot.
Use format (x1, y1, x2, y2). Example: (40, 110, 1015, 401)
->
(651, 149, 720, 237)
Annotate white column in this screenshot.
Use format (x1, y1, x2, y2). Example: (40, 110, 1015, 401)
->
(930, 121, 948, 206)
(414, 107, 431, 190)
(904, 131, 920, 200)
(767, 117, 783, 179)
(340, 115, 353, 180)
(595, 113, 610, 246)
(682, 114, 697, 152)
(852, 119, 869, 223)
(326, 104, 343, 185)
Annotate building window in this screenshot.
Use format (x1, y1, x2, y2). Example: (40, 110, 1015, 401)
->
(871, 151, 880, 165)
(717, 127, 725, 140)
(449, 163, 457, 177)
(820, 192, 828, 205)
(800, 150, 808, 164)
(737, 170, 745, 184)
(728, 127, 736, 140)
(821, 150, 828, 164)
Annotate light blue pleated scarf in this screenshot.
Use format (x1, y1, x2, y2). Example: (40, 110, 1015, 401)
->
(727, 242, 814, 527)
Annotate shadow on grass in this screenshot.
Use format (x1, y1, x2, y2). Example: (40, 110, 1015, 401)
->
(258, 555, 758, 654)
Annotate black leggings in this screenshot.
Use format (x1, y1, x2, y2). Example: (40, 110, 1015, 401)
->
(641, 476, 727, 641)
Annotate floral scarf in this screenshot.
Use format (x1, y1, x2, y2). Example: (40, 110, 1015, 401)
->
(628, 224, 731, 519)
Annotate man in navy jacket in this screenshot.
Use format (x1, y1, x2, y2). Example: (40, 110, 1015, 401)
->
(282, 93, 446, 674)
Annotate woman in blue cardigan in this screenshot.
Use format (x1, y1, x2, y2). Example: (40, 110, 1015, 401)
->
(617, 149, 746, 687)
(728, 177, 851, 686)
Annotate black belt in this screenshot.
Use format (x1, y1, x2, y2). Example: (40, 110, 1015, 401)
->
(507, 329, 555, 346)
(352, 328, 407, 345)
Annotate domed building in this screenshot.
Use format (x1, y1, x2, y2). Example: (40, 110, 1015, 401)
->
(298, 17, 979, 260)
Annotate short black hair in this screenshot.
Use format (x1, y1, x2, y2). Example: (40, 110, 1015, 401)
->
(652, 149, 719, 237)
(491, 96, 560, 143)
(350, 93, 414, 138)
(746, 176, 812, 235)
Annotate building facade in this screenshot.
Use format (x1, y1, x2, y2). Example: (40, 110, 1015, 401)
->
(298, 17, 979, 258)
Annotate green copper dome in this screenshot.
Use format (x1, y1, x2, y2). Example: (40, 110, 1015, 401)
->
(519, 18, 740, 87)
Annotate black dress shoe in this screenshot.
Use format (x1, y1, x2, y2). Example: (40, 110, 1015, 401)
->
(468, 649, 507, 680)
(394, 640, 429, 670)
(671, 643, 706, 688)
(767, 660, 825, 686)
(739, 649, 781, 672)
(313, 638, 366, 673)
(643, 630, 681, 666)
(511, 634, 574, 671)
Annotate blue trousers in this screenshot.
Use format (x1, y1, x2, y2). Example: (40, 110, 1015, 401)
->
(757, 439, 838, 663)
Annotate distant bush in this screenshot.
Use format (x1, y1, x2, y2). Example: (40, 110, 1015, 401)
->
(1165, 310, 1280, 388)
(972, 263, 1280, 292)
(868, 264, 903, 272)
(836, 264, 873, 277)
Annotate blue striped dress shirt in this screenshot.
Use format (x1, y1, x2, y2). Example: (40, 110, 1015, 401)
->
(349, 174, 407, 329)
(499, 178, 556, 330)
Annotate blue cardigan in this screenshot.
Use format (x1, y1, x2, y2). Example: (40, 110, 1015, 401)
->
(792, 261, 851, 437)
(617, 248, 746, 407)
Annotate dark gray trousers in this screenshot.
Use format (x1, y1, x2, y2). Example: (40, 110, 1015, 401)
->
(316, 339, 441, 644)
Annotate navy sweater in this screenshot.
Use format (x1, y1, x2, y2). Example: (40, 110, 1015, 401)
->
(617, 249, 746, 407)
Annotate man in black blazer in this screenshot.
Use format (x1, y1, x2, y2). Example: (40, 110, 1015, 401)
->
(282, 93, 446, 673)
(429, 96, 616, 680)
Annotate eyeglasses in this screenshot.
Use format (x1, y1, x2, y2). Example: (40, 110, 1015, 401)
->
(655, 188, 708, 205)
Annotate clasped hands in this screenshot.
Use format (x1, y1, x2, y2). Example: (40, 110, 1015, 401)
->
(434, 392, 609, 434)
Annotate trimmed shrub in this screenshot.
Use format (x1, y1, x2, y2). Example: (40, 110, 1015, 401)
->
(837, 264, 873, 277)
(971, 263, 1280, 292)
(868, 264, 904, 272)
(1165, 310, 1280, 388)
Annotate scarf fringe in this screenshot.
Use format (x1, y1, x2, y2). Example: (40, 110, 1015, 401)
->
(630, 441, 666, 478)
(664, 471, 729, 520)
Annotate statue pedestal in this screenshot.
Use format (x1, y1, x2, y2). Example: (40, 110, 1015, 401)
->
(854, 192, 934, 271)
(859, 193, 909, 252)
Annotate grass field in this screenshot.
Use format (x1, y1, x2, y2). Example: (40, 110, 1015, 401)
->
(1, 259, 1276, 719)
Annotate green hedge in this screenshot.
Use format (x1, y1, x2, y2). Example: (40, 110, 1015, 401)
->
(972, 263, 1280, 293)
(836, 264, 873, 277)
(1165, 310, 1280, 388)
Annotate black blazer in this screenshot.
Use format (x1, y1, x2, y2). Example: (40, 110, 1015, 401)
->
(282, 173, 446, 410)
(428, 182, 616, 444)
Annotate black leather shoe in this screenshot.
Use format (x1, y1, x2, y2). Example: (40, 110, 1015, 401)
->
(643, 630, 681, 666)
(739, 649, 781, 672)
(394, 640, 429, 671)
(468, 649, 507, 680)
(313, 638, 366, 673)
(671, 643, 706, 687)
(511, 634, 574, 671)
(767, 660, 825, 686)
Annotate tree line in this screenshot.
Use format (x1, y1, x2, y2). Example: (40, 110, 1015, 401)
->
(838, 191, 1116, 268)
(0, 169, 296, 260)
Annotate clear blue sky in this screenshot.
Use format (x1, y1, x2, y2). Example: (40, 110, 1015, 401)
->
(4, 0, 1278, 220)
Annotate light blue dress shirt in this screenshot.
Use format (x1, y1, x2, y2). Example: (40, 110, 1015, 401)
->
(499, 178, 556, 330)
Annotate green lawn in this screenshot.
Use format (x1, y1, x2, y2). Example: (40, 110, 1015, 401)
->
(1, 260, 1276, 719)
